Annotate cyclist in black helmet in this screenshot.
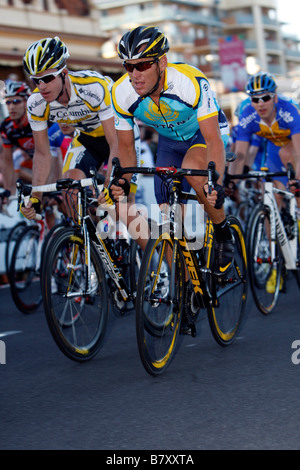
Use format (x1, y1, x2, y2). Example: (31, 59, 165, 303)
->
(111, 25, 233, 277)
(21, 36, 118, 219)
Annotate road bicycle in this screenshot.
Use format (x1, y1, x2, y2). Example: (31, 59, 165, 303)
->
(111, 157, 248, 376)
(232, 165, 300, 314)
(233, 179, 261, 233)
(16, 172, 142, 361)
(9, 190, 69, 314)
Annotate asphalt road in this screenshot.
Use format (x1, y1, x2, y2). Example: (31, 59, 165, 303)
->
(1, 275, 300, 451)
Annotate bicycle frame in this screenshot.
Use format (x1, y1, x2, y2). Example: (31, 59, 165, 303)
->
(159, 179, 218, 309)
(85, 216, 132, 302)
(263, 181, 298, 270)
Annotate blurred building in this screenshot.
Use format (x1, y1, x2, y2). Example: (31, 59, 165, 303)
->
(93, 0, 300, 116)
(0, 0, 300, 118)
(0, 0, 123, 82)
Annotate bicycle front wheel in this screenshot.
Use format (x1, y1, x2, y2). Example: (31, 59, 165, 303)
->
(247, 205, 282, 314)
(41, 228, 109, 362)
(207, 215, 248, 346)
(9, 225, 42, 314)
(135, 227, 185, 376)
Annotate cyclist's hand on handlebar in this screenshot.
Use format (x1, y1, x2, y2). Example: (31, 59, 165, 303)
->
(19, 196, 42, 220)
(288, 179, 300, 197)
(99, 187, 115, 206)
(99, 178, 130, 205)
(203, 184, 218, 207)
(203, 183, 225, 209)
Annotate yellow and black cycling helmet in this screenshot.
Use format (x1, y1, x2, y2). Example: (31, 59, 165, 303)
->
(117, 26, 169, 60)
(23, 36, 70, 76)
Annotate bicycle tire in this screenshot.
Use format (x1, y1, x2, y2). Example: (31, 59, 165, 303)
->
(41, 227, 109, 362)
(247, 204, 282, 314)
(135, 225, 184, 376)
(293, 219, 300, 288)
(207, 215, 248, 345)
(5, 221, 27, 276)
(234, 201, 252, 234)
(9, 225, 42, 314)
(40, 220, 70, 274)
(109, 237, 134, 317)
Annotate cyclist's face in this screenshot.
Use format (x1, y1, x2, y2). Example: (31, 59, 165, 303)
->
(30, 68, 65, 102)
(125, 56, 166, 96)
(5, 97, 27, 121)
(251, 93, 277, 120)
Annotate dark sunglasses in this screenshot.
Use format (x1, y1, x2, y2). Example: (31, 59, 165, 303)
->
(6, 99, 23, 105)
(122, 59, 158, 73)
(30, 69, 63, 86)
(251, 94, 274, 104)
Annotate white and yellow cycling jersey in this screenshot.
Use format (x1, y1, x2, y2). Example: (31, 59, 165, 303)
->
(112, 62, 220, 141)
(27, 70, 114, 137)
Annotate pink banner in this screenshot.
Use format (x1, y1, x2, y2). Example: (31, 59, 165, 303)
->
(219, 36, 248, 92)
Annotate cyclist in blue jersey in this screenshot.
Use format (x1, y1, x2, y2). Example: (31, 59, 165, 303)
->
(110, 25, 234, 277)
(230, 72, 300, 193)
(230, 72, 300, 293)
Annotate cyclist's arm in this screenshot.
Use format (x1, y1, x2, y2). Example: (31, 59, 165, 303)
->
(228, 139, 250, 175)
(101, 116, 118, 186)
(2, 146, 15, 193)
(246, 144, 260, 169)
(199, 114, 226, 180)
(116, 128, 136, 183)
(31, 128, 53, 200)
(291, 132, 300, 179)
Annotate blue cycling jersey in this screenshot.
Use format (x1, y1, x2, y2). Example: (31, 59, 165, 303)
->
(237, 96, 300, 146)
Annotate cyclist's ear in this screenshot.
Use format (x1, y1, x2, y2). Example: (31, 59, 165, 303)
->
(159, 54, 168, 72)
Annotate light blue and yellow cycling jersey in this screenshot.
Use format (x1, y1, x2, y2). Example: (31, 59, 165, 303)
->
(112, 62, 224, 142)
(27, 70, 114, 137)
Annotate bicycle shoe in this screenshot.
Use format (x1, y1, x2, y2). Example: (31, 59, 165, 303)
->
(213, 236, 235, 277)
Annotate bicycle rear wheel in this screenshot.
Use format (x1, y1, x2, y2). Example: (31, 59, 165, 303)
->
(207, 215, 248, 345)
(41, 227, 109, 362)
(247, 205, 282, 314)
(135, 227, 184, 376)
(9, 225, 42, 314)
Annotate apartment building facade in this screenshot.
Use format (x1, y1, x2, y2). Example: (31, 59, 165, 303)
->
(0, 0, 299, 115)
(94, 0, 300, 114)
(0, 0, 123, 82)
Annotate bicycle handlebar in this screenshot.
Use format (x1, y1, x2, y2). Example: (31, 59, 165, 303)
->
(111, 157, 220, 183)
(227, 163, 296, 181)
(16, 171, 105, 220)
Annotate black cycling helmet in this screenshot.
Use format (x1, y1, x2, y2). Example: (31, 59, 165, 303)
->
(117, 26, 169, 60)
(246, 72, 277, 95)
(23, 36, 69, 76)
(5, 81, 31, 99)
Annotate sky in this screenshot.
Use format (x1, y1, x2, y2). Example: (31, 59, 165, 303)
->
(277, 0, 300, 37)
